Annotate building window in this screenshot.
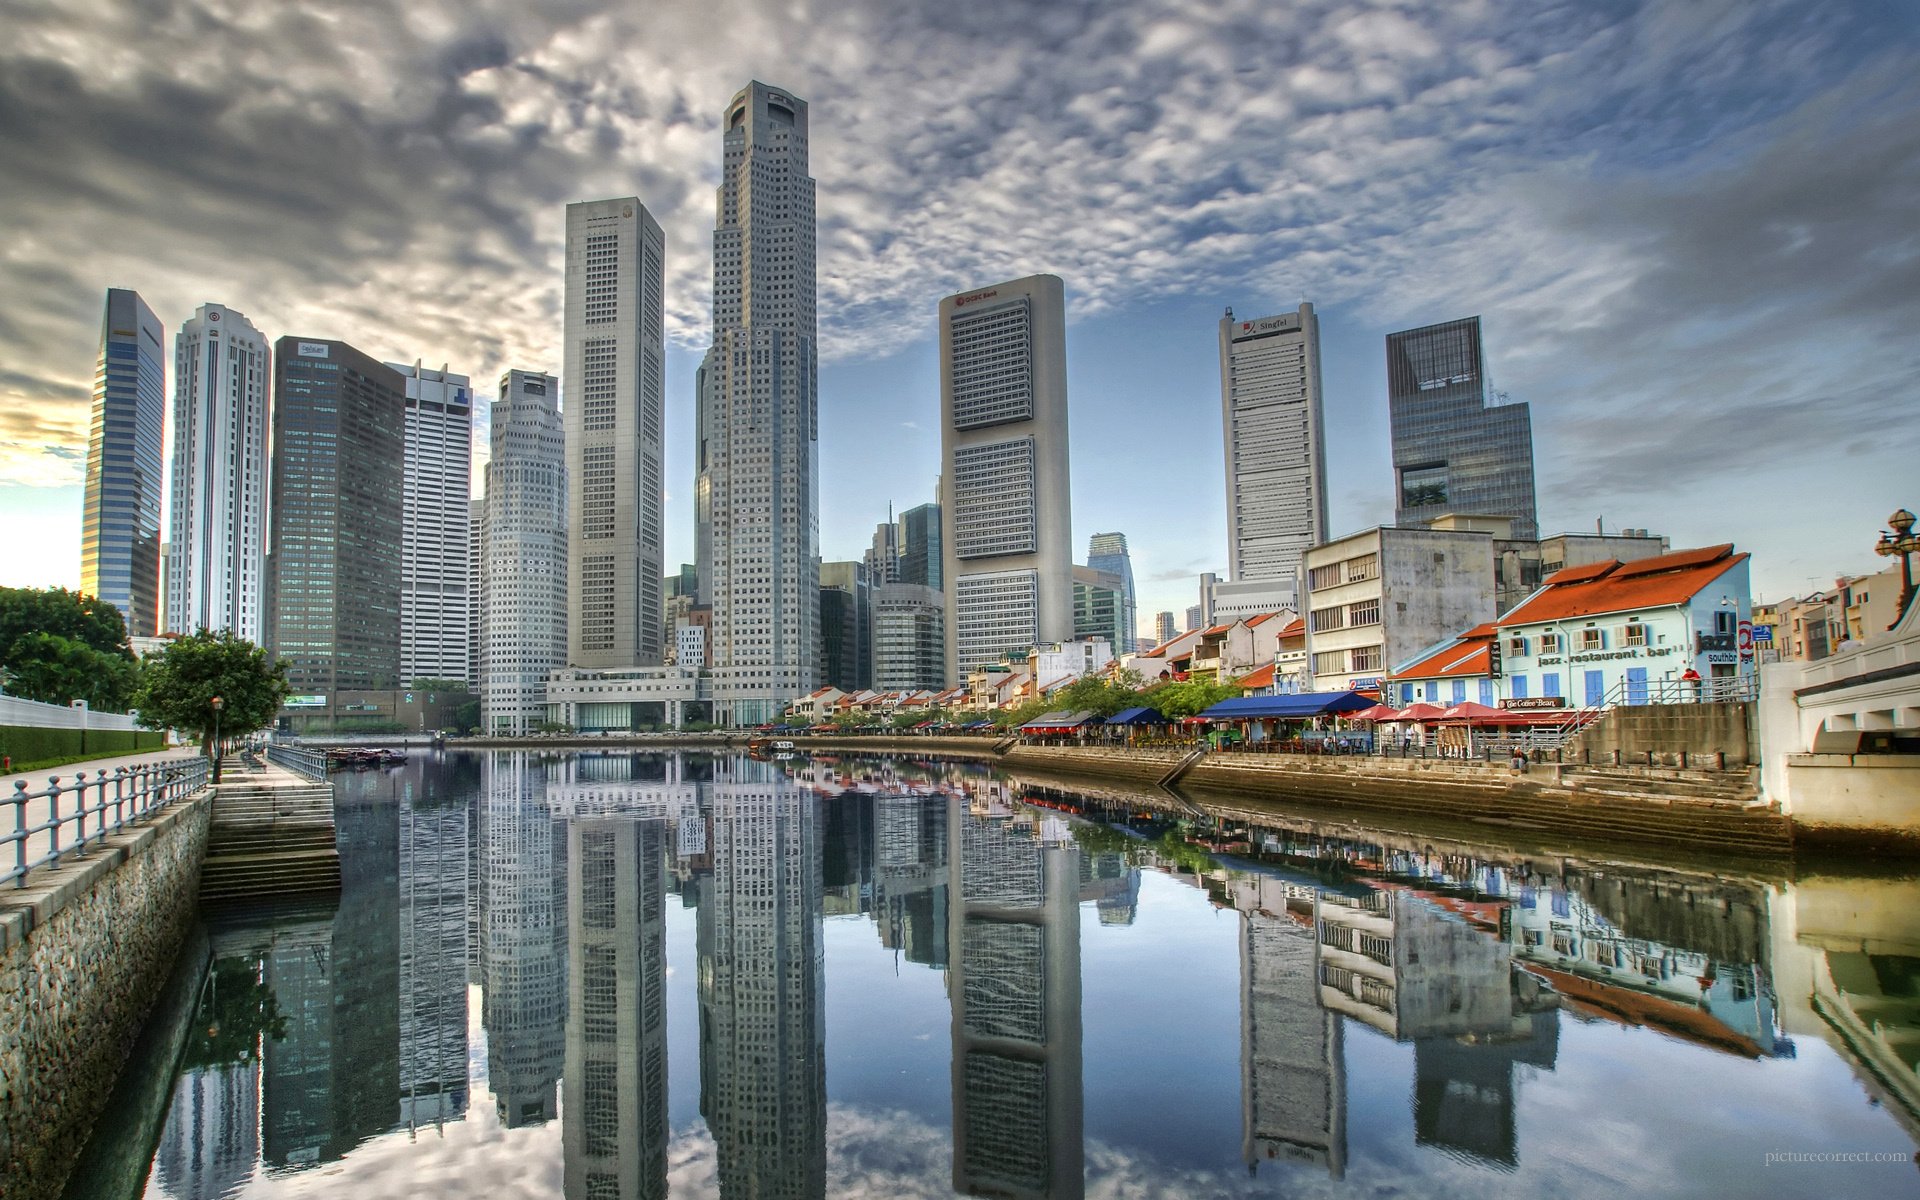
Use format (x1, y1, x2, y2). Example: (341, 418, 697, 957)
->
(1623, 623, 1648, 647)
(1579, 628, 1605, 651)
(1345, 554, 1379, 584)
(1507, 636, 1528, 656)
(1350, 646, 1381, 672)
(1307, 563, 1342, 592)
(1539, 632, 1561, 653)
(1348, 599, 1380, 627)
(1310, 605, 1345, 633)
(1312, 650, 1345, 675)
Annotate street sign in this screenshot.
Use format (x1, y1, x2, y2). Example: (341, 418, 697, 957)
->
(1751, 624, 1774, 644)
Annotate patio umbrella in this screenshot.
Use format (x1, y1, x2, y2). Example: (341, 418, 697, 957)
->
(1395, 701, 1448, 722)
(1351, 704, 1401, 721)
(1440, 701, 1505, 722)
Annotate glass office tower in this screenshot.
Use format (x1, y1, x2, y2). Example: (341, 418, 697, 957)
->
(81, 288, 166, 637)
(1386, 317, 1537, 540)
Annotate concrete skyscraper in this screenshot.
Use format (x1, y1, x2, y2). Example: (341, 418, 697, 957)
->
(390, 362, 474, 685)
(697, 81, 820, 725)
(166, 303, 269, 639)
(267, 338, 407, 712)
(1387, 316, 1537, 540)
(482, 371, 567, 736)
(939, 275, 1073, 680)
(81, 288, 167, 639)
(1085, 532, 1137, 651)
(565, 197, 666, 670)
(1220, 304, 1327, 604)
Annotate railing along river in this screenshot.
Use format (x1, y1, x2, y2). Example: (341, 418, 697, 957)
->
(4, 757, 211, 888)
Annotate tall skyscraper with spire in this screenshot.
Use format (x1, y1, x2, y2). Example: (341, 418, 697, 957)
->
(166, 303, 270, 639)
(81, 288, 166, 638)
(564, 197, 666, 670)
(697, 81, 819, 726)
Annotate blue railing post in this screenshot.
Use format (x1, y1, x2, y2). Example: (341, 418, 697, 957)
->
(46, 777, 63, 869)
(11, 780, 26, 885)
(113, 767, 128, 832)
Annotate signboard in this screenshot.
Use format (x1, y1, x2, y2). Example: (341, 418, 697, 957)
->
(1751, 624, 1774, 644)
(1704, 651, 1737, 666)
(1502, 696, 1566, 711)
(1350, 677, 1380, 690)
(284, 694, 327, 708)
(953, 288, 1000, 308)
(1738, 619, 1754, 663)
(296, 341, 330, 358)
(1233, 314, 1301, 340)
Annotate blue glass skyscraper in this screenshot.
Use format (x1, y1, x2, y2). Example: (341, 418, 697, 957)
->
(1387, 317, 1537, 540)
(81, 288, 166, 638)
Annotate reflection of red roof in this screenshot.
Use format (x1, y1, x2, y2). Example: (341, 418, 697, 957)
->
(1523, 964, 1765, 1058)
(1503, 545, 1745, 625)
(1235, 664, 1277, 688)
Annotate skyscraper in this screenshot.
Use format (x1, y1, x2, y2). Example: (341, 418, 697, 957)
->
(872, 584, 946, 692)
(1071, 565, 1126, 652)
(1387, 316, 1537, 540)
(1154, 611, 1177, 646)
(899, 500, 942, 590)
(166, 303, 269, 639)
(697, 81, 819, 726)
(865, 516, 900, 588)
(819, 560, 871, 692)
(1085, 532, 1137, 652)
(389, 362, 473, 685)
(940, 274, 1073, 680)
(1219, 304, 1326, 601)
(565, 197, 666, 670)
(81, 288, 166, 639)
(267, 337, 406, 708)
(482, 371, 567, 736)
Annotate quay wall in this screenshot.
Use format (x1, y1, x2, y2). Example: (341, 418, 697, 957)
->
(1781, 755, 1920, 854)
(0, 791, 212, 1200)
(1568, 701, 1756, 768)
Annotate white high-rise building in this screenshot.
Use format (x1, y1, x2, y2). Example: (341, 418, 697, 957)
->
(697, 81, 820, 726)
(389, 362, 474, 684)
(564, 198, 666, 670)
(1219, 303, 1326, 606)
(165, 303, 270, 639)
(482, 371, 567, 736)
(939, 274, 1073, 680)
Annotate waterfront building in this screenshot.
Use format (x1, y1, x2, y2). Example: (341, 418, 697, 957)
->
(872, 583, 947, 692)
(166, 302, 269, 639)
(1497, 543, 1753, 708)
(940, 274, 1073, 680)
(900, 500, 943, 590)
(1072, 565, 1127, 654)
(1029, 638, 1112, 693)
(675, 616, 708, 670)
(267, 337, 406, 712)
(1424, 513, 1669, 616)
(389, 362, 473, 685)
(565, 197, 667, 671)
(482, 371, 567, 736)
(1387, 623, 1498, 708)
(820, 560, 872, 692)
(948, 796, 1084, 1198)
(1387, 316, 1537, 540)
(81, 288, 166, 639)
(1086, 532, 1138, 653)
(1302, 526, 1497, 694)
(696, 82, 820, 726)
(1219, 305, 1326, 605)
(1154, 611, 1177, 646)
(1209, 577, 1299, 626)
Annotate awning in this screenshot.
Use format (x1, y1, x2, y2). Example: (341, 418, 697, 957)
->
(1395, 702, 1449, 722)
(1106, 706, 1171, 726)
(1019, 709, 1103, 732)
(1196, 692, 1377, 720)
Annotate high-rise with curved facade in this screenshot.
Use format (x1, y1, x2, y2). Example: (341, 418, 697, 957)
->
(81, 288, 166, 639)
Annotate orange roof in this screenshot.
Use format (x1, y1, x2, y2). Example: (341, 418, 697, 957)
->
(1395, 640, 1492, 681)
(1235, 664, 1277, 688)
(1502, 545, 1746, 626)
(1245, 611, 1287, 628)
(1201, 623, 1232, 637)
(1279, 617, 1305, 638)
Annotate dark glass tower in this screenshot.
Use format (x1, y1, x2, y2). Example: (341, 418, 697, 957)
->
(1387, 317, 1537, 540)
(80, 288, 166, 637)
(268, 338, 406, 704)
(899, 501, 943, 590)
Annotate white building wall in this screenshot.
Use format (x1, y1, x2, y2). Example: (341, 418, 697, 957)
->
(1220, 304, 1326, 596)
(390, 363, 474, 684)
(483, 371, 567, 736)
(166, 303, 269, 640)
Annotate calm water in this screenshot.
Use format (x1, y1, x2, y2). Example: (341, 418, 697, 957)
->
(87, 750, 1920, 1199)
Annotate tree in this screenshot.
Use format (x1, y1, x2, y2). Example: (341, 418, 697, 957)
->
(131, 631, 289, 762)
(407, 677, 473, 697)
(1140, 677, 1243, 719)
(0, 586, 139, 710)
(450, 699, 481, 735)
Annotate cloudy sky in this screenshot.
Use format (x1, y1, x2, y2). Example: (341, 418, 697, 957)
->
(3, 0, 1915, 631)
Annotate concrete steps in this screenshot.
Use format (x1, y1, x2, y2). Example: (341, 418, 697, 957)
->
(199, 768, 340, 905)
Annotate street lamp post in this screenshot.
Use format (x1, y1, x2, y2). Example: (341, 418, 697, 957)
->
(1875, 508, 1918, 630)
(209, 696, 225, 783)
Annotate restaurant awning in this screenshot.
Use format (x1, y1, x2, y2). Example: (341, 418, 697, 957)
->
(1106, 706, 1171, 726)
(1019, 709, 1104, 732)
(1196, 692, 1377, 720)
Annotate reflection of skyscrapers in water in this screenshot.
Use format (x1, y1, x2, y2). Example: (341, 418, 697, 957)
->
(874, 791, 949, 968)
(562, 811, 671, 1200)
(698, 759, 827, 1199)
(1230, 878, 1345, 1179)
(400, 767, 470, 1133)
(155, 1056, 261, 1197)
(481, 751, 566, 1127)
(948, 798, 1084, 1200)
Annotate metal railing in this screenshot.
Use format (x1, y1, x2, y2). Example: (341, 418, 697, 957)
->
(266, 743, 329, 780)
(4, 757, 211, 888)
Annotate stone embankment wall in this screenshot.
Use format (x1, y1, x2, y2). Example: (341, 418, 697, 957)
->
(1568, 701, 1755, 768)
(1002, 744, 1191, 784)
(0, 792, 212, 1200)
(1781, 755, 1920, 854)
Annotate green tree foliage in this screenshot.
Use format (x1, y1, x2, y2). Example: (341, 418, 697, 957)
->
(407, 677, 473, 697)
(1139, 677, 1244, 719)
(131, 631, 290, 757)
(0, 587, 139, 710)
(450, 699, 481, 735)
(182, 956, 287, 1069)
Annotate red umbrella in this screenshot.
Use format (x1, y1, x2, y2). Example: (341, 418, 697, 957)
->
(1351, 704, 1401, 721)
(1396, 701, 1448, 722)
(1440, 701, 1505, 722)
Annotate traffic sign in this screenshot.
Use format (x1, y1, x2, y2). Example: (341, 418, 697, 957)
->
(1751, 624, 1774, 644)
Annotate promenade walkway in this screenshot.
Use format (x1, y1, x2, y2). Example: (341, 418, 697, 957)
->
(2, 748, 203, 881)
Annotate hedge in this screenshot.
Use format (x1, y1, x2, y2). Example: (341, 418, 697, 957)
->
(0, 724, 167, 770)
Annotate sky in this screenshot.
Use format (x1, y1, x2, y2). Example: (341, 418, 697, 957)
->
(2, 0, 1916, 637)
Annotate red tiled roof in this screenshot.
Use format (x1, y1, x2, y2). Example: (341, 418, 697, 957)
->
(1502, 545, 1746, 626)
(1235, 663, 1277, 688)
(1201, 623, 1232, 636)
(1245, 611, 1286, 627)
(1395, 641, 1492, 681)
(1279, 618, 1305, 638)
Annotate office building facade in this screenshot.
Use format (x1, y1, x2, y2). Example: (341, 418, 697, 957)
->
(390, 362, 473, 684)
(819, 560, 871, 693)
(939, 274, 1073, 680)
(1085, 532, 1137, 653)
(81, 288, 167, 639)
(1220, 305, 1326, 603)
(1387, 317, 1537, 540)
(873, 583, 946, 692)
(267, 337, 406, 705)
(900, 500, 943, 590)
(565, 197, 667, 670)
(166, 303, 270, 639)
(697, 82, 820, 726)
(482, 371, 568, 736)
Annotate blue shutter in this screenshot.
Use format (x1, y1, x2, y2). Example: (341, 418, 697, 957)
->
(1512, 675, 1529, 699)
(1543, 672, 1561, 702)
(1478, 679, 1495, 706)
(1584, 670, 1605, 706)
(1451, 680, 1467, 704)
(1625, 667, 1648, 705)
